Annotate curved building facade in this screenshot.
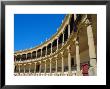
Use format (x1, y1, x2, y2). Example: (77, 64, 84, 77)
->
(14, 14, 97, 76)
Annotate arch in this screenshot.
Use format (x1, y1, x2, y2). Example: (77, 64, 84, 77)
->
(16, 55, 21, 61)
(37, 49, 41, 58)
(27, 53, 32, 59)
(58, 33, 63, 49)
(42, 46, 46, 57)
(52, 39, 57, 53)
(32, 51, 36, 59)
(47, 43, 51, 55)
(64, 25, 68, 42)
(21, 54, 26, 61)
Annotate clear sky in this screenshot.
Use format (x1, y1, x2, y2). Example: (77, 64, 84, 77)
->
(14, 14, 66, 51)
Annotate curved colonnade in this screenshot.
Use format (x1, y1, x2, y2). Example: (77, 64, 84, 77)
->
(14, 14, 97, 76)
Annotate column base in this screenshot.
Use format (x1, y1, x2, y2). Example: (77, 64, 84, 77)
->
(55, 72, 57, 75)
(68, 71, 72, 76)
(18, 73, 20, 75)
(44, 73, 46, 76)
(39, 73, 41, 76)
(76, 71, 82, 76)
(34, 73, 36, 76)
(61, 72, 64, 76)
(50, 73, 52, 76)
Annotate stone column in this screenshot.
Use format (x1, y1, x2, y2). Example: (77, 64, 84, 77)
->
(86, 19, 97, 76)
(34, 62, 37, 74)
(18, 64, 21, 74)
(68, 24, 70, 38)
(44, 60, 47, 75)
(24, 64, 26, 74)
(55, 58, 58, 75)
(74, 14, 77, 21)
(67, 46, 71, 75)
(61, 52, 64, 75)
(28, 63, 31, 75)
(62, 56, 64, 75)
(39, 61, 42, 75)
(14, 64, 16, 72)
(49, 58, 52, 75)
(75, 40, 81, 76)
(62, 32, 64, 46)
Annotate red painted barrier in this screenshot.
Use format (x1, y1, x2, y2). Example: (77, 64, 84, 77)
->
(81, 63, 89, 76)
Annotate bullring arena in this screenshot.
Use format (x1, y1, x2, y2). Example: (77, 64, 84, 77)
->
(14, 14, 97, 76)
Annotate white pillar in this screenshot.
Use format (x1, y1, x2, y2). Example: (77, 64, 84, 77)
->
(87, 24, 96, 76)
(68, 24, 70, 38)
(74, 14, 77, 21)
(55, 58, 58, 74)
(34, 62, 37, 74)
(29, 63, 31, 74)
(75, 40, 81, 76)
(50, 58, 52, 75)
(39, 61, 41, 75)
(61, 55, 64, 75)
(67, 46, 71, 75)
(14, 64, 16, 72)
(24, 64, 26, 74)
(18, 64, 21, 74)
(44, 60, 46, 74)
(68, 14, 71, 23)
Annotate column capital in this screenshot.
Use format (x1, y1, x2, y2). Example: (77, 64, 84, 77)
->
(34, 62, 37, 64)
(49, 58, 52, 62)
(43, 60, 46, 64)
(61, 51, 64, 57)
(85, 19, 91, 26)
(18, 63, 21, 65)
(62, 31, 64, 35)
(49, 57, 52, 60)
(75, 40, 79, 45)
(39, 61, 41, 63)
(82, 15, 91, 26)
(24, 64, 26, 66)
(28, 63, 32, 65)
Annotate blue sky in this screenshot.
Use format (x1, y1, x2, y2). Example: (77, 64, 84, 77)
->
(14, 14, 66, 51)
